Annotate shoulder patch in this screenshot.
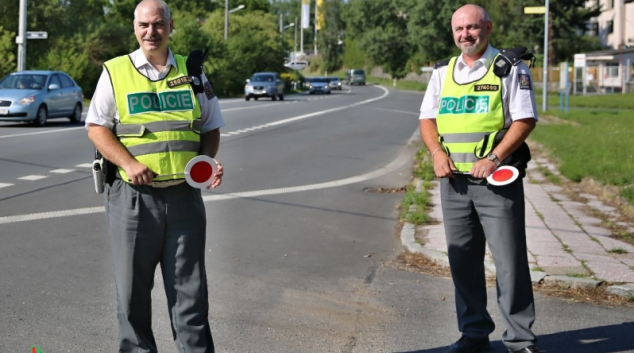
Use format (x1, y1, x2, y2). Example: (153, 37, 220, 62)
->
(433, 59, 450, 70)
(518, 74, 532, 90)
(203, 81, 215, 100)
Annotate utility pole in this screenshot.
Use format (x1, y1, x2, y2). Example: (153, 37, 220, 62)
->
(542, 0, 549, 112)
(294, 17, 298, 61)
(224, 0, 228, 40)
(314, 0, 318, 55)
(17, 0, 27, 71)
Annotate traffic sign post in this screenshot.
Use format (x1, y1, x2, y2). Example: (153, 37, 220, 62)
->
(524, 1, 549, 112)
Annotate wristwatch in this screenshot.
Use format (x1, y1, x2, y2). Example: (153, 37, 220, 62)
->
(487, 153, 501, 167)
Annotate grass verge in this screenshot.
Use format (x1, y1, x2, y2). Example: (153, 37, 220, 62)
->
(529, 109, 634, 206)
(400, 149, 436, 225)
(535, 92, 634, 110)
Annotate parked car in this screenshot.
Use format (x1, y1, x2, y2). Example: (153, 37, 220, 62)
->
(328, 77, 342, 90)
(307, 77, 331, 94)
(284, 60, 309, 71)
(346, 69, 366, 85)
(0, 70, 83, 126)
(244, 72, 284, 101)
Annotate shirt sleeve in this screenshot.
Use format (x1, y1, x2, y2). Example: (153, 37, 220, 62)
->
(506, 62, 538, 121)
(198, 73, 225, 134)
(85, 69, 117, 130)
(419, 68, 442, 120)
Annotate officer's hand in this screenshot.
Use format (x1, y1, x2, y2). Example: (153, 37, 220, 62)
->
(206, 159, 223, 189)
(470, 159, 497, 179)
(433, 151, 458, 178)
(124, 161, 155, 185)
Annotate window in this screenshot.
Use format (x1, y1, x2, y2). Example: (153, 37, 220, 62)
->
(60, 74, 75, 88)
(606, 0, 614, 9)
(607, 20, 614, 34)
(605, 63, 619, 78)
(49, 75, 61, 87)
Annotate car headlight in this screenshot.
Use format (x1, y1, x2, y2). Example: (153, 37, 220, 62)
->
(18, 96, 35, 105)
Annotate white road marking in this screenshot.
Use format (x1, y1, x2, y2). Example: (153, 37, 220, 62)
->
(371, 107, 419, 116)
(218, 86, 389, 138)
(50, 169, 76, 174)
(0, 128, 418, 226)
(18, 175, 47, 181)
(75, 163, 93, 168)
(0, 183, 13, 189)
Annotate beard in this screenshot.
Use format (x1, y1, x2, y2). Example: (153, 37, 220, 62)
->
(457, 38, 484, 55)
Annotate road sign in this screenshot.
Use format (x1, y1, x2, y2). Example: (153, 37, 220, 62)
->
(26, 31, 47, 39)
(524, 6, 546, 14)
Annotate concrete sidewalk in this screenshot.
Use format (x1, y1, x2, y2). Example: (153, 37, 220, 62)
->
(401, 158, 634, 298)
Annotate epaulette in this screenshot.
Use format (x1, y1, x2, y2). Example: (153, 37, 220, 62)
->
(493, 46, 536, 77)
(433, 59, 450, 70)
(186, 49, 208, 94)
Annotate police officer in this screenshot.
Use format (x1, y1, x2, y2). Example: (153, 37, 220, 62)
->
(419, 4, 541, 353)
(85, 0, 223, 352)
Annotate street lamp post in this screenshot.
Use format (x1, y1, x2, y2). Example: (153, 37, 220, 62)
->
(224, 2, 245, 40)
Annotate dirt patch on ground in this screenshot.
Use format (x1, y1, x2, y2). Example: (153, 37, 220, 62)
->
(396, 252, 634, 308)
(537, 115, 581, 126)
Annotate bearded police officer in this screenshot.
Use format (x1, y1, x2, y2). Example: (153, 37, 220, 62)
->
(419, 4, 541, 353)
(85, 0, 223, 352)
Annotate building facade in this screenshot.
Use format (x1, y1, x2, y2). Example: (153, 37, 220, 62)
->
(588, 0, 634, 49)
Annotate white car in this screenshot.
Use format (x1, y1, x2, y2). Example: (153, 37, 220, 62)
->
(284, 60, 308, 71)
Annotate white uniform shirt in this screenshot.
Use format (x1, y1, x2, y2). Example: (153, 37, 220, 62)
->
(85, 49, 224, 133)
(419, 45, 538, 126)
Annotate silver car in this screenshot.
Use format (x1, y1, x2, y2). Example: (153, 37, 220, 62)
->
(0, 70, 84, 126)
(308, 77, 331, 94)
(244, 72, 284, 101)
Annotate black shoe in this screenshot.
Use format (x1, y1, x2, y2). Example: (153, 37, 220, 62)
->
(509, 345, 542, 353)
(447, 336, 491, 353)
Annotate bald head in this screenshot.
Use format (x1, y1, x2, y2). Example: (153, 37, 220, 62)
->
(134, 0, 171, 22)
(452, 4, 490, 24)
(451, 4, 492, 57)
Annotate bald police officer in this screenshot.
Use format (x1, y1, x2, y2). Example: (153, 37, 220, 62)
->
(419, 4, 541, 353)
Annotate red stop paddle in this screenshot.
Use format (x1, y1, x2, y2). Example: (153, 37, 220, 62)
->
(487, 166, 519, 186)
(156, 155, 218, 188)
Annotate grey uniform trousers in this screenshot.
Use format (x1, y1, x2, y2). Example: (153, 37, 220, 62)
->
(440, 176, 536, 351)
(106, 179, 214, 353)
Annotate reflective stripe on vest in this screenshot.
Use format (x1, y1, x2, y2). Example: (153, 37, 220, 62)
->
(436, 56, 505, 172)
(115, 120, 203, 136)
(105, 54, 202, 182)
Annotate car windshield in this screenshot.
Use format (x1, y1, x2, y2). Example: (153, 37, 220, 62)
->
(251, 74, 274, 82)
(0, 74, 47, 90)
(328, 77, 340, 82)
(352, 70, 365, 75)
(311, 77, 329, 83)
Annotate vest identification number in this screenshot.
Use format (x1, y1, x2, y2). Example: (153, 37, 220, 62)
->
(439, 96, 490, 115)
(127, 90, 194, 115)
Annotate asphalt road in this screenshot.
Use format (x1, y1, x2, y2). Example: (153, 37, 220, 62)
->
(0, 86, 633, 353)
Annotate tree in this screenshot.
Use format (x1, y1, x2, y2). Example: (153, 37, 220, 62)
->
(316, 0, 345, 73)
(0, 26, 16, 78)
(344, 0, 415, 79)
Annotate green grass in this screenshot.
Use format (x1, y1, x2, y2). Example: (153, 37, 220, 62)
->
(531, 266, 544, 272)
(608, 247, 628, 254)
(530, 109, 634, 206)
(535, 93, 634, 110)
(400, 149, 436, 225)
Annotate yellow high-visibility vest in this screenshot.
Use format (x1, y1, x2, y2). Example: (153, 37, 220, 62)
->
(105, 54, 202, 182)
(437, 56, 505, 172)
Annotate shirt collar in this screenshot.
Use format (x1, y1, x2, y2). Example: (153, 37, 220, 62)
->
(131, 48, 178, 72)
(456, 44, 497, 71)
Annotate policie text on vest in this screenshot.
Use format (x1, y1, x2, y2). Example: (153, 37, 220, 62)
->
(439, 96, 490, 115)
(127, 90, 194, 115)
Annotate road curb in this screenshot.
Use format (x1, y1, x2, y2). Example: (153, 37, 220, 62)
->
(399, 180, 634, 300)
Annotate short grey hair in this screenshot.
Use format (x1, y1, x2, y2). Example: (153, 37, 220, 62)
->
(134, 0, 171, 21)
